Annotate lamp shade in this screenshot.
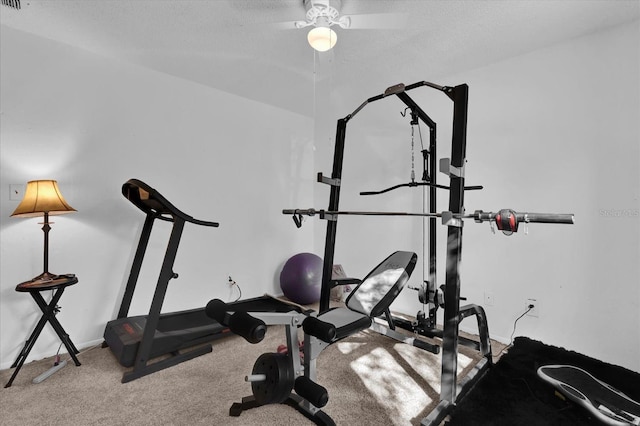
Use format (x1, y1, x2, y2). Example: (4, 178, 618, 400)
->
(11, 180, 76, 218)
(307, 26, 337, 52)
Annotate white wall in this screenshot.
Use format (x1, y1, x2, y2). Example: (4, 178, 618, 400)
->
(313, 21, 639, 371)
(0, 26, 315, 369)
(458, 20, 639, 371)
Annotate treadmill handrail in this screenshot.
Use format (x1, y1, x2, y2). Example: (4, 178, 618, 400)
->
(122, 179, 219, 227)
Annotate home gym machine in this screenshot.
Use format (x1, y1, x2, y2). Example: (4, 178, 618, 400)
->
(284, 81, 574, 425)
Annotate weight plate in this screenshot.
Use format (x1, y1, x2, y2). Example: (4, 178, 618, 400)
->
(251, 352, 294, 405)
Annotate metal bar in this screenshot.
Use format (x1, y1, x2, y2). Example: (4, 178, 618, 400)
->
(245, 311, 307, 326)
(474, 211, 575, 224)
(370, 321, 440, 353)
(132, 216, 185, 373)
(319, 118, 348, 313)
(405, 80, 446, 92)
(285, 209, 574, 225)
(396, 92, 436, 128)
(284, 208, 441, 218)
(349, 93, 385, 120)
(428, 116, 438, 325)
(321, 210, 440, 217)
(5, 288, 80, 387)
(121, 345, 212, 384)
(117, 213, 155, 319)
(4, 312, 49, 387)
(522, 213, 575, 224)
(349, 80, 448, 122)
(32, 291, 81, 360)
(42, 212, 50, 274)
(458, 304, 492, 358)
(440, 84, 469, 405)
(359, 182, 482, 195)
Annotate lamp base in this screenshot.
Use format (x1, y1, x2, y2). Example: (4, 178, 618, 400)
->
(29, 271, 64, 283)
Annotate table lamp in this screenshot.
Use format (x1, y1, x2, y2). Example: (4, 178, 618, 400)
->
(11, 180, 76, 282)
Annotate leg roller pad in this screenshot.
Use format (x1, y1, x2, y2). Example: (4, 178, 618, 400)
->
(295, 376, 329, 408)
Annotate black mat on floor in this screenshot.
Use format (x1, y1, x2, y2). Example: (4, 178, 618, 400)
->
(446, 337, 640, 425)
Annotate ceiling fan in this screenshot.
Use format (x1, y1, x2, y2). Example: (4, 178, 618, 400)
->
(294, 0, 351, 30)
(277, 0, 407, 52)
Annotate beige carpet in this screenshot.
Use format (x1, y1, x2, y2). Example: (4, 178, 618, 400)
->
(0, 324, 501, 426)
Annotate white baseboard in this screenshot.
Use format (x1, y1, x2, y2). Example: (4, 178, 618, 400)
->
(1, 338, 104, 371)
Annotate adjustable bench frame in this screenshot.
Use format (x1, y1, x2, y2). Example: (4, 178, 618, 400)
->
(207, 302, 337, 424)
(207, 251, 419, 425)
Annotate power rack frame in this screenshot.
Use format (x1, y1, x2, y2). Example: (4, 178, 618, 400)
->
(313, 81, 491, 424)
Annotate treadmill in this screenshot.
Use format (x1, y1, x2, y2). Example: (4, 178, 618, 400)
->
(104, 178, 228, 383)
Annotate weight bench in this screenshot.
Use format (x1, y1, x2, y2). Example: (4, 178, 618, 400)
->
(206, 250, 417, 425)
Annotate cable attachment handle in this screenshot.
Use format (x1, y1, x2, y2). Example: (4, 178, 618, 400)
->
(292, 213, 303, 228)
(284, 209, 320, 228)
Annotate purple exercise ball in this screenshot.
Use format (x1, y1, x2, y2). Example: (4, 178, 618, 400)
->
(279, 253, 323, 305)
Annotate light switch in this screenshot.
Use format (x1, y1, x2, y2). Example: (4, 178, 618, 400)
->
(10, 184, 25, 201)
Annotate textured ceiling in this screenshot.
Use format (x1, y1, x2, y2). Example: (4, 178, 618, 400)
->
(2, 0, 639, 116)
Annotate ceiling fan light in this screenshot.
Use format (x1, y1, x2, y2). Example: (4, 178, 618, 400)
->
(307, 26, 337, 52)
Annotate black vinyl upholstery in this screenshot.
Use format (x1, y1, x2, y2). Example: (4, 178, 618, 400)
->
(308, 251, 417, 343)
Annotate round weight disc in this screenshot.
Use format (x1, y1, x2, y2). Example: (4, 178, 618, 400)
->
(251, 352, 294, 405)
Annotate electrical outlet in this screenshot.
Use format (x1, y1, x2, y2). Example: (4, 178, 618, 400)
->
(526, 298, 539, 317)
(484, 292, 494, 306)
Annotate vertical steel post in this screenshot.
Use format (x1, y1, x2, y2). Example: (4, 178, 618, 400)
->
(319, 118, 348, 313)
(440, 84, 469, 403)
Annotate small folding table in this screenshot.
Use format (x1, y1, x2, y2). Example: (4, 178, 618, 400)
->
(5, 274, 81, 388)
